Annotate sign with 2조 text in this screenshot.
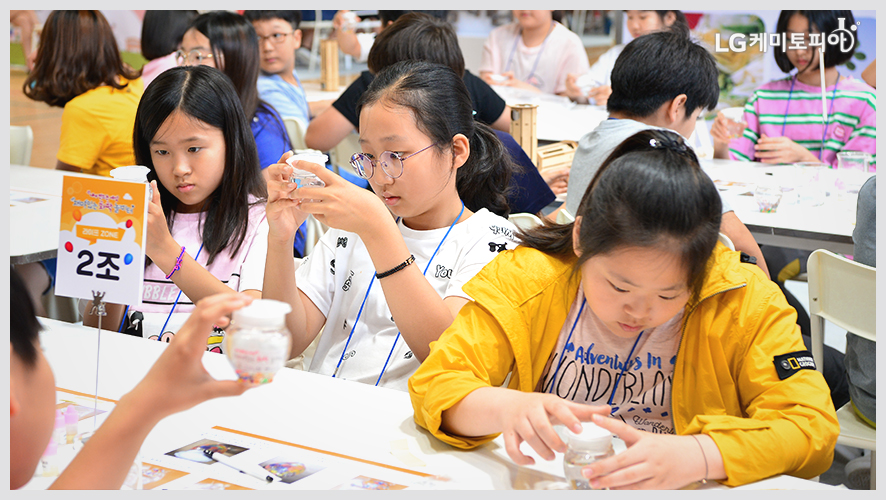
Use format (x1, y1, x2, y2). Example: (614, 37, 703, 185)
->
(55, 175, 149, 305)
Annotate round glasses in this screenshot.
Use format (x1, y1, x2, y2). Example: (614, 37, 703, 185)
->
(257, 31, 295, 45)
(350, 143, 437, 179)
(175, 49, 214, 66)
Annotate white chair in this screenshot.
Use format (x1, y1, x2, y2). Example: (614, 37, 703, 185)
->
(509, 212, 544, 231)
(304, 215, 328, 257)
(11, 125, 34, 165)
(328, 130, 361, 178)
(282, 117, 308, 151)
(806, 249, 876, 489)
(555, 206, 575, 224)
(718, 232, 735, 250)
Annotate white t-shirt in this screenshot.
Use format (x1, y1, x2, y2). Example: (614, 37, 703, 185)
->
(585, 44, 624, 87)
(124, 200, 268, 353)
(479, 21, 590, 95)
(537, 291, 683, 434)
(356, 32, 375, 63)
(296, 208, 520, 391)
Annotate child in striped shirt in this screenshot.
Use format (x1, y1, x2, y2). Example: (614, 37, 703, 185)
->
(712, 10, 875, 168)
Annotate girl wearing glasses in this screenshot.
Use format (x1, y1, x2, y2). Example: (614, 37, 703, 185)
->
(179, 12, 292, 180)
(262, 60, 520, 391)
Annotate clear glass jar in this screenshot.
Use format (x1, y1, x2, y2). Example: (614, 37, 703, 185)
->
(562, 421, 615, 490)
(224, 299, 292, 385)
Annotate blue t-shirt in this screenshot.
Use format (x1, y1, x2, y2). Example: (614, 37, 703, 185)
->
(257, 71, 311, 125)
(251, 104, 292, 171)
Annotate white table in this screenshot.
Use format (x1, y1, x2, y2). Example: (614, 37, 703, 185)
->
(301, 80, 348, 104)
(701, 159, 865, 255)
(492, 86, 609, 142)
(25, 318, 839, 491)
(9, 165, 102, 264)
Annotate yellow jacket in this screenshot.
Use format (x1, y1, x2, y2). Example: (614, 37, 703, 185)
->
(409, 243, 838, 487)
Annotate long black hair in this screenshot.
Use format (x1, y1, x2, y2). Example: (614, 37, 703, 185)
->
(519, 129, 722, 301)
(187, 11, 264, 120)
(357, 60, 513, 217)
(133, 65, 266, 266)
(140, 10, 199, 61)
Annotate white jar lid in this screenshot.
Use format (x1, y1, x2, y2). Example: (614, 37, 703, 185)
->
(109, 165, 151, 182)
(565, 421, 612, 450)
(232, 299, 292, 328)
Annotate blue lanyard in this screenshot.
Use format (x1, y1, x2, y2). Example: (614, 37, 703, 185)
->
(504, 21, 554, 87)
(156, 242, 204, 340)
(333, 201, 466, 386)
(547, 294, 645, 413)
(781, 72, 839, 160)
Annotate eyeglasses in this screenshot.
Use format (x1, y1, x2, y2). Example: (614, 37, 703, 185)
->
(350, 143, 437, 179)
(175, 49, 214, 66)
(256, 31, 295, 45)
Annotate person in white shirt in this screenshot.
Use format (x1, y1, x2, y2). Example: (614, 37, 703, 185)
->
(262, 60, 521, 391)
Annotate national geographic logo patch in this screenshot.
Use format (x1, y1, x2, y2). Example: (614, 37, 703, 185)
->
(773, 350, 816, 380)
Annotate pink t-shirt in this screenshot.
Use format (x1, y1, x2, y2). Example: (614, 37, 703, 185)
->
(140, 52, 178, 89)
(480, 21, 590, 95)
(537, 292, 683, 434)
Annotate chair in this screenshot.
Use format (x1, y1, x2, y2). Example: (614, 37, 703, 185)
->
(282, 117, 308, 151)
(555, 207, 575, 224)
(718, 232, 735, 251)
(328, 130, 361, 178)
(806, 249, 876, 489)
(509, 212, 544, 231)
(304, 215, 328, 257)
(11, 125, 34, 165)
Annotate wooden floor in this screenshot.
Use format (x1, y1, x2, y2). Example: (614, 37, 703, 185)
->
(10, 69, 63, 170)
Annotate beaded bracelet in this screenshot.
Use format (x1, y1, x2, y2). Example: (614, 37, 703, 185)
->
(165, 246, 186, 280)
(691, 434, 709, 483)
(375, 254, 415, 279)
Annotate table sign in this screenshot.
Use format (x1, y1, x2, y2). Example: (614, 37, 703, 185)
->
(55, 175, 149, 305)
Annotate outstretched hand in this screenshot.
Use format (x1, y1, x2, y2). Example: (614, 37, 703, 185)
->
(125, 292, 255, 419)
(580, 414, 709, 490)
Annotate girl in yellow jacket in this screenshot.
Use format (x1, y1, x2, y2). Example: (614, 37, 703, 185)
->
(409, 129, 838, 489)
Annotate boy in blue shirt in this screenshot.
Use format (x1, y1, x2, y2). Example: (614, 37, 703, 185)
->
(244, 11, 332, 128)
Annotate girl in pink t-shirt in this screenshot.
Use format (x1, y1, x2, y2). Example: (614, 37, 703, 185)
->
(479, 10, 590, 96)
(83, 66, 269, 353)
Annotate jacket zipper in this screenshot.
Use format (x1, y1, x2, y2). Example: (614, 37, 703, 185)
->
(670, 283, 748, 435)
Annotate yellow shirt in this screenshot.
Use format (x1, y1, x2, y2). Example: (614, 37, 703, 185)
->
(57, 78, 144, 177)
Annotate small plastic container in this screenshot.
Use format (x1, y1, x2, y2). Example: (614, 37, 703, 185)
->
(754, 183, 783, 213)
(720, 107, 746, 139)
(224, 300, 292, 385)
(562, 421, 615, 490)
(287, 151, 328, 190)
(110, 165, 153, 199)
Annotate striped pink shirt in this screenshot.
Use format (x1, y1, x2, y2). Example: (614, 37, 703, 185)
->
(729, 76, 876, 168)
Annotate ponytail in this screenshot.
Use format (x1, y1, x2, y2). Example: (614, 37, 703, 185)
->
(458, 122, 513, 217)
